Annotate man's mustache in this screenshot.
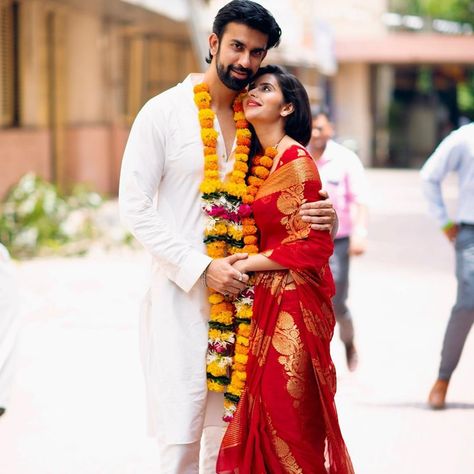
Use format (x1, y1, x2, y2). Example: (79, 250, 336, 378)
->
(229, 66, 251, 76)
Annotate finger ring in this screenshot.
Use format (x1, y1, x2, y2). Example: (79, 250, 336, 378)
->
(238, 272, 243, 282)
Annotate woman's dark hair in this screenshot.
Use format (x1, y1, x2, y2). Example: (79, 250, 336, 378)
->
(249, 64, 312, 155)
(206, 0, 281, 63)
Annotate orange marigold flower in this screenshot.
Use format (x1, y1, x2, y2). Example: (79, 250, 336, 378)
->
(235, 343, 249, 355)
(243, 235, 258, 245)
(234, 161, 248, 173)
(237, 137, 251, 147)
(248, 176, 264, 187)
(200, 119, 213, 128)
(265, 146, 278, 158)
(243, 244, 259, 254)
(242, 194, 254, 204)
(246, 185, 259, 196)
(242, 225, 257, 236)
(204, 146, 216, 155)
(235, 120, 248, 129)
(235, 145, 250, 154)
(237, 323, 251, 338)
(242, 217, 255, 226)
(193, 83, 209, 93)
(254, 166, 270, 179)
(232, 362, 247, 372)
(259, 156, 273, 168)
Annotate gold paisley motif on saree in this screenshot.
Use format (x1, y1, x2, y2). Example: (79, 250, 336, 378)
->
(272, 311, 307, 408)
(265, 411, 304, 474)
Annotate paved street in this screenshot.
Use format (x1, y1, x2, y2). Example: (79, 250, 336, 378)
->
(0, 169, 473, 473)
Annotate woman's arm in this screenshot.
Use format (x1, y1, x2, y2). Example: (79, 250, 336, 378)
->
(232, 253, 286, 274)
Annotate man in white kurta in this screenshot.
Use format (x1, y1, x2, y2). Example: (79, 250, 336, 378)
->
(0, 243, 19, 416)
(120, 74, 230, 467)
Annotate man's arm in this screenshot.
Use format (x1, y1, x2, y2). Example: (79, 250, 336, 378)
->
(299, 190, 338, 237)
(420, 132, 462, 242)
(119, 100, 248, 294)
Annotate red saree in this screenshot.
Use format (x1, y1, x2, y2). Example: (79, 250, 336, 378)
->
(217, 145, 354, 474)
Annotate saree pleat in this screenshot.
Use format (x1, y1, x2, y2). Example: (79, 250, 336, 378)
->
(217, 146, 354, 474)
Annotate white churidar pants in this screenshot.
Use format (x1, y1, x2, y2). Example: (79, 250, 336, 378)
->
(157, 391, 226, 474)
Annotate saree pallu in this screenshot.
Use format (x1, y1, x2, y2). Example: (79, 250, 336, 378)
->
(217, 146, 354, 474)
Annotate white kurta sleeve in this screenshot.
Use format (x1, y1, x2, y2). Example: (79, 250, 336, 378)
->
(119, 100, 211, 292)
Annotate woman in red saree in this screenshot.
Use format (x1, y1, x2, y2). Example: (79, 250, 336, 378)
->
(217, 66, 354, 474)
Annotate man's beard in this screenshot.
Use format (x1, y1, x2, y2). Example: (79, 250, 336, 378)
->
(216, 61, 252, 91)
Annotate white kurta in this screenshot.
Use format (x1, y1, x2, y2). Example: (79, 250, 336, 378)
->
(119, 74, 235, 444)
(0, 244, 19, 408)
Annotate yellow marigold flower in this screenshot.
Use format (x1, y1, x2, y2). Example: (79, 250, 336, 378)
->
(237, 335, 250, 346)
(201, 128, 218, 147)
(211, 311, 234, 325)
(209, 292, 225, 304)
(208, 361, 228, 377)
(206, 241, 226, 258)
(233, 111, 246, 121)
(194, 91, 211, 109)
(234, 370, 247, 382)
(236, 306, 252, 319)
(224, 398, 235, 409)
(236, 128, 252, 139)
(207, 380, 225, 392)
(234, 353, 248, 365)
(200, 179, 221, 194)
(238, 323, 251, 338)
(227, 385, 242, 397)
(204, 170, 219, 179)
(229, 376, 245, 390)
(199, 109, 215, 121)
(228, 227, 243, 241)
(234, 153, 249, 163)
(204, 154, 218, 164)
(231, 170, 246, 180)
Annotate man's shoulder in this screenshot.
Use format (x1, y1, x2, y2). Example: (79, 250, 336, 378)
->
(328, 140, 361, 164)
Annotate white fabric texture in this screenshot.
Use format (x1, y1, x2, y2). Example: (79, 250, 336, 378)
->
(119, 73, 235, 444)
(0, 244, 19, 407)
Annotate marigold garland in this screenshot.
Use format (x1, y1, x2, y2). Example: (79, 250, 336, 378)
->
(194, 82, 276, 422)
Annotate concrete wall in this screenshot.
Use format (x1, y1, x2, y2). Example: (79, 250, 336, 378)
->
(333, 62, 372, 165)
(0, 129, 51, 196)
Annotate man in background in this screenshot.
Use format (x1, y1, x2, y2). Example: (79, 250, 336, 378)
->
(309, 108, 369, 372)
(0, 243, 19, 417)
(421, 121, 474, 409)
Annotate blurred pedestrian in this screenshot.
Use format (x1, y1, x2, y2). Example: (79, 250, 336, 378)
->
(421, 121, 474, 410)
(309, 107, 369, 371)
(119, 2, 336, 472)
(0, 243, 19, 417)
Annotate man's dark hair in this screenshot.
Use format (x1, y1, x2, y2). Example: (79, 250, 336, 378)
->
(311, 104, 332, 121)
(206, 0, 282, 63)
(250, 64, 312, 150)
